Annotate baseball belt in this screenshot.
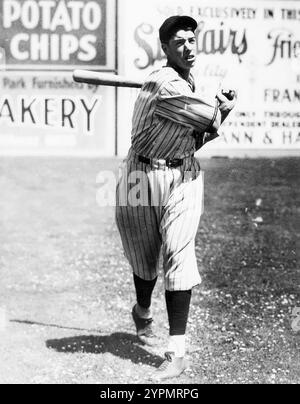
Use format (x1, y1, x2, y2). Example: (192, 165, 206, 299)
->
(138, 155, 184, 169)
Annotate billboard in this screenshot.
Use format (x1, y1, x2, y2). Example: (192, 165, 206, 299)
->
(117, 0, 300, 155)
(0, 0, 116, 70)
(0, 71, 116, 155)
(0, 0, 116, 156)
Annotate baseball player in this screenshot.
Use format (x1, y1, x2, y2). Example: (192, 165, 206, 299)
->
(116, 15, 237, 381)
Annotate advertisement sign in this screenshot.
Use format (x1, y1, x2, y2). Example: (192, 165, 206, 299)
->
(0, 0, 116, 70)
(0, 71, 116, 155)
(117, 0, 300, 154)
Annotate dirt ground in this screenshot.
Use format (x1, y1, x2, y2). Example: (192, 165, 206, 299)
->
(0, 157, 299, 384)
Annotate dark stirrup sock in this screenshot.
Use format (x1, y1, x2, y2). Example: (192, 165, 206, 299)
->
(165, 290, 192, 336)
(133, 274, 158, 310)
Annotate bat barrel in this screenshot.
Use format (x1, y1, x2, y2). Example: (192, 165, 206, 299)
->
(73, 70, 143, 88)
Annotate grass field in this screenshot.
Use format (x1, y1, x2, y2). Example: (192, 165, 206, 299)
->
(0, 157, 299, 384)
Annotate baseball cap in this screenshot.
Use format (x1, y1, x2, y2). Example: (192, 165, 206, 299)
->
(159, 16, 198, 43)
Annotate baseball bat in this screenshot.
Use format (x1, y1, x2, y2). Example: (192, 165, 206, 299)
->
(73, 70, 143, 88)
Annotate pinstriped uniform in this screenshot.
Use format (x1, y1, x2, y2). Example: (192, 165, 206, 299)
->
(116, 67, 219, 291)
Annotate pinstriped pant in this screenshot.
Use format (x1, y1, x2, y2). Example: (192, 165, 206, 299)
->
(115, 151, 204, 291)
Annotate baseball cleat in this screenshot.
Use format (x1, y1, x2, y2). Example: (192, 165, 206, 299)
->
(132, 305, 159, 347)
(151, 352, 189, 381)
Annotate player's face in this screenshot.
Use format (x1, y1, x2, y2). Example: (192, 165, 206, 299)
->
(163, 29, 197, 72)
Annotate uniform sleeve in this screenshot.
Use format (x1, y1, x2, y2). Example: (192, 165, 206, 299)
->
(156, 80, 221, 133)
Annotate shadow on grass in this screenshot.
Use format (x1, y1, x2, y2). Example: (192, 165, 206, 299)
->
(46, 333, 163, 368)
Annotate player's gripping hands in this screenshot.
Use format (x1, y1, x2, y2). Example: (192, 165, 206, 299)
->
(216, 89, 237, 123)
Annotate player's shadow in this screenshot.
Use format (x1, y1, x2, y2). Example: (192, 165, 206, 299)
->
(46, 332, 163, 368)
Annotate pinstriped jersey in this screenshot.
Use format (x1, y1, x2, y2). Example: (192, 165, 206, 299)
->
(131, 66, 220, 160)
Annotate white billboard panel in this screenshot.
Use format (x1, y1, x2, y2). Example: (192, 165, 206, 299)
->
(0, 71, 116, 155)
(117, 0, 300, 155)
